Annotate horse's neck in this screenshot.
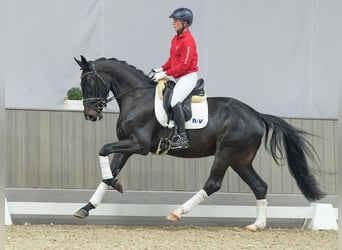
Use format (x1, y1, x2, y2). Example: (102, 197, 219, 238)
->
(109, 72, 153, 108)
(115, 83, 154, 116)
(107, 70, 132, 94)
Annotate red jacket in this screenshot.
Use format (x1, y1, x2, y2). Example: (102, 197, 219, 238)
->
(162, 30, 198, 79)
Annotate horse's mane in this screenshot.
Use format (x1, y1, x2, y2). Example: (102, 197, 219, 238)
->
(94, 57, 149, 79)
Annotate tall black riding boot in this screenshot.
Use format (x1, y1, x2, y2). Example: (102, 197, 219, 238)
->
(170, 102, 190, 149)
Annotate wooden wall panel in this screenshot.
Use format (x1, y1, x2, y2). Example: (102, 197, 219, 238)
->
(5, 110, 337, 196)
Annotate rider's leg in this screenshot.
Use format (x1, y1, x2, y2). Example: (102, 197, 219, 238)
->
(171, 102, 189, 149)
(170, 72, 198, 107)
(170, 72, 197, 149)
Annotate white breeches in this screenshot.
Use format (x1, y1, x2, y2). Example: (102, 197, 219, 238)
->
(169, 72, 198, 107)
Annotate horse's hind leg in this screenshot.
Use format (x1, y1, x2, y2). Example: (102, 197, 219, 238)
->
(166, 153, 229, 222)
(231, 163, 268, 231)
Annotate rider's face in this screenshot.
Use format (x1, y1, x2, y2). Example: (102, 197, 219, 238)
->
(172, 18, 183, 33)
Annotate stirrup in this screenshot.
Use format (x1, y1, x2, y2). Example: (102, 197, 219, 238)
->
(170, 135, 190, 149)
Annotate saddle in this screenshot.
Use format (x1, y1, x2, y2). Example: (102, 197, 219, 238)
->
(157, 79, 206, 122)
(154, 79, 208, 154)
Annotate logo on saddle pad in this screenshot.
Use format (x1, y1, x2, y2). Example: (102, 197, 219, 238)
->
(154, 80, 208, 129)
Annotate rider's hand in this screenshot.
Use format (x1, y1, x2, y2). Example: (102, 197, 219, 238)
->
(152, 67, 163, 73)
(152, 71, 167, 82)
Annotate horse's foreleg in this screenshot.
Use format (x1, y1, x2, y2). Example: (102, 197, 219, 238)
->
(74, 153, 131, 219)
(74, 181, 108, 218)
(103, 152, 132, 192)
(99, 155, 113, 179)
(74, 155, 112, 218)
(232, 163, 268, 231)
(98, 155, 124, 192)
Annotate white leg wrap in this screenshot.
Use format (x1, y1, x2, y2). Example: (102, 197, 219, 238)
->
(245, 199, 267, 231)
(99, 156, 113, 179)
(172, 189, 208, 219)
(89, 182, 108, 207)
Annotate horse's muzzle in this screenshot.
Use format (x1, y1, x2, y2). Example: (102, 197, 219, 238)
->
(84, 107, 103, 121)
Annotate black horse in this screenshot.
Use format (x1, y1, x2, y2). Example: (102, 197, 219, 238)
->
(73, 56, 324, 231)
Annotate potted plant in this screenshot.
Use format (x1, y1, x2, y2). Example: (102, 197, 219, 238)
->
(64, 87, 83, 110)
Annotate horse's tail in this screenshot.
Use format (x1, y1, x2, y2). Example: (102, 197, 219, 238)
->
(260, 113, 325, 201)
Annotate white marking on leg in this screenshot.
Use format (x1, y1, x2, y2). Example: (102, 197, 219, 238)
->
(245, 199, 267, 231)
(89, 182, 108, 207)
(168, 189, 208, 220)
(99, 156, 113, 179)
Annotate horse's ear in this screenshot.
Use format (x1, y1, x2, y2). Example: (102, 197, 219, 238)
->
(81, 55, 90, 71)
(74, 57, 83, 68)
(74, 55, 90, 71)
(80, 55, 88, 66)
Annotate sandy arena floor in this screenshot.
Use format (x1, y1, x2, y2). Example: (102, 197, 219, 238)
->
(5, 224, 337, 250)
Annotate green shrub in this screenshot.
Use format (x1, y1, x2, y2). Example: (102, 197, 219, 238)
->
(67, 87, 83, 100)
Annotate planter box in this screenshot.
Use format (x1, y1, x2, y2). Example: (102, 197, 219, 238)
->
(64, 99, 83, 110)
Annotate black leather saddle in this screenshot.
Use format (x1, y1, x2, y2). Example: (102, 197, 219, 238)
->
(162, 79, 206, 122)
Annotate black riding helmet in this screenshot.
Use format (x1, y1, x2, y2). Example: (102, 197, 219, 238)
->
(169, 8, 193, 26)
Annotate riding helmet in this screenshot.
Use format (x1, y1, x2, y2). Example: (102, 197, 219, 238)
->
(169, 8, 193, 26)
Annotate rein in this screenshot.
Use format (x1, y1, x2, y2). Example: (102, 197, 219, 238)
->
(80, 70, 154, 113)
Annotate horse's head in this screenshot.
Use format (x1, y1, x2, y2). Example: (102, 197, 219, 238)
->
(74, 55, 111, 121)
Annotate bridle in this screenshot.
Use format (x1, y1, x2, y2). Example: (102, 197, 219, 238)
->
(80, 67, 154, 113)
(80, 70, 114, 113)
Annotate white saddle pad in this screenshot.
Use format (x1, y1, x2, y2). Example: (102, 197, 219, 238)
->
(154, 86, 208, 129)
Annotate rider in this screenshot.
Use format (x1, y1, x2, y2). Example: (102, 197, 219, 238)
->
(152, 7, 198, 149)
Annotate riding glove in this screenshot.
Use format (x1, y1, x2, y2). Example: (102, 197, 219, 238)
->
(152, 67, 163, 73)
(152, 71, 167, 82)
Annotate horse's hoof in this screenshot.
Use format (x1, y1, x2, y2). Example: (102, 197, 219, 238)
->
(103, 179, 124, 193)
(244, 226, 257, 232)
(114, 180, 124, 193)
(73, 209, 89, 219)
(165, 213, 180, 222)
(244, 223, 264, 232)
